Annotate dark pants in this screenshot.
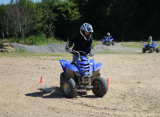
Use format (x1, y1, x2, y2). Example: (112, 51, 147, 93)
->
(147, 44, 150, 50)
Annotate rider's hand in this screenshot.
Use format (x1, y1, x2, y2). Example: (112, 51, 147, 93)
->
(65, 45, 70, 52)
(89, 51, 94, 57)
(65, 42, 72, 52)
(68, 48, 73, 52)
(80, 52, 86, 55)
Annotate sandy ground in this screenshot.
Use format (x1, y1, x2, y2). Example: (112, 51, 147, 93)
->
(0, 52, 160, 117)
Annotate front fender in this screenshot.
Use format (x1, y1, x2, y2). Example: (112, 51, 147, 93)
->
(102, 39, 105, 42)
(155, 44, 158, 47)
(59, 60, 69, 73)
(65, 64, 79, 72)
(95, 63, 102, 71)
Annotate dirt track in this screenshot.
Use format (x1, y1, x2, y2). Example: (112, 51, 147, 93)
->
(0, 52, 160, 117)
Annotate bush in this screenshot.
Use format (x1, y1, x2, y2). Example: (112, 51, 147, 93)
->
(92, 40, 96, 49)
(9, 38, 16, 43)
(17, 48, 27, 53)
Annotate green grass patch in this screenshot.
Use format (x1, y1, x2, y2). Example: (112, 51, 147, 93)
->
(136, 81, 142, 84)
(96, 49, 142, 55)
(16, 48, 27, 53)
(120, 41, 160, 48)
(0, 52, 71, 58)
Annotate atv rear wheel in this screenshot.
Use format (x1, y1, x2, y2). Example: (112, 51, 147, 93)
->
(92, 77, 108, 97)
(60, 72, 65, 89)
(62, 78, 77, 98)
(156, 48, 159, 53)
(142, 48, 146, 53)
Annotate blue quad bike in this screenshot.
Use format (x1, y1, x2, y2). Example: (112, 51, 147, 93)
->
(142, 42, 159, 53)
(102, 36, 114, 46)
(59, 49, 108, 98)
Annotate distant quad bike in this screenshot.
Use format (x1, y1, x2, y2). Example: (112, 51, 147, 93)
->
(142, 42, 159, 53)
(59, 49, 108, 98)
(102, 36, 114, 46)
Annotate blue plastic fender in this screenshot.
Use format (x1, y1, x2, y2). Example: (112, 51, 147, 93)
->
(142, 44, 146, 47)
(102, 39, 105, 42)
(89, 59, 96, 71)
(65, 64, 79, 72)
(95, 63, 102, 71)
(59, 60, 69, 73)
(155, 44, 158, 47)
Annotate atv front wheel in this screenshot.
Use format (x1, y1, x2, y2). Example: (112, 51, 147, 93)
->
(62, 78, 77, 98)
(142, 48, 146, 53)
(60, 72, 65, 89)
(149, 48, 153, 53)
(156, 48, 159, 53)
(92, 77, 108, 97)
(106, 41, 109, 46)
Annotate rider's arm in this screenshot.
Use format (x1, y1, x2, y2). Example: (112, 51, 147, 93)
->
(85, 38, 93, 54)
(65, 36, 77, 49)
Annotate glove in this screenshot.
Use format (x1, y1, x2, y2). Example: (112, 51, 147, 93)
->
(88, 51, 94, 57)
(80, 52, 86, 55)
(65, 42, 71, 52)
(65, 45, 69, 52)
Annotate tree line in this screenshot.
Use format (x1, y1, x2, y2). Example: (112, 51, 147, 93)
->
(0, 0, 160, 43)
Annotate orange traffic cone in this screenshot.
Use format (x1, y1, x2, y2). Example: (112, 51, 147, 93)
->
(39, 76, 44, 84)
(107, 78, 111, 87)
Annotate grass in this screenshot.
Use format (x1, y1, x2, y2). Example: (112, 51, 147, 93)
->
(0, 51, 71, 58)
(120, 41, 160, 48)
(97, 49, 143, 55)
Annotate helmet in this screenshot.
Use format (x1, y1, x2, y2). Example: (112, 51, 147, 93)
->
(149, 36, 152, 40)
(80, 23, 94, 41)
(107, 32, 110, 36)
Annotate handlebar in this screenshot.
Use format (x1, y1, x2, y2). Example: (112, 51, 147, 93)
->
(68, 48, 93, 58)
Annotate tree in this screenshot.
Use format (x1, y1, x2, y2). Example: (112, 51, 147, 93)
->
(54, 0, 81, 40)
(41, 0, 58, 38)
(7, 0, 44, 39)
(0, 4, 10, 39)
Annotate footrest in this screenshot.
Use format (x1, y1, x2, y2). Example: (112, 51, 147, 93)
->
(78, 86, 94, 90)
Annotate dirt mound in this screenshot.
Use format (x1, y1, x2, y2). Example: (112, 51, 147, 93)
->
(0, 43, 15, 52)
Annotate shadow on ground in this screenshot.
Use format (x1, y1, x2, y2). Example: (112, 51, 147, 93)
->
(25, 86, 98, 99)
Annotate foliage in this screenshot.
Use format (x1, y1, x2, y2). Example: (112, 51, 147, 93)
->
(16, 48, 27, 53)
(1, 0, 160, 42)
(41, 0, 58, 38)
(54, 0, 81, 41)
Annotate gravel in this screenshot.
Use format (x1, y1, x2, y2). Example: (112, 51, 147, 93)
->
(11, 42, 141, 53)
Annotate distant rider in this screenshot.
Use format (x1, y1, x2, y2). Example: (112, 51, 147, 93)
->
(104, 32, 112, 39)
(65, 23, 94, 64)
(147, 36, 153, 50)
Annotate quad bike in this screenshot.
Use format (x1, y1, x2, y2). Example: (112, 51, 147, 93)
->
(102, 36, 114, 46)
(59, 49, 108, 98)
(142, 42, 159, 53)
